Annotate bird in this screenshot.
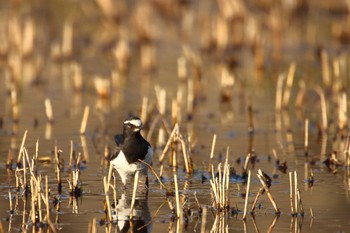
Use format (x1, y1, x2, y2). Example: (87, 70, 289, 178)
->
(110, 116, 153, 189)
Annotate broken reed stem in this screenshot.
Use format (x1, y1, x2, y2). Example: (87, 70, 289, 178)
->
(69, 140, 73, 168)
(243, 153, 251, 173)
(45, 98, 54, 123)
(103, 176, 112, 222)
(200, 206, 207, 233)
(179, 136, 192, 174)
(315, 86, 328, 132)
(257, 170, 280, 214)
(282, 62, 296, 108)
(54, 144, 62, 194)
(208, 134, 217, 172)
(345, 136, 350, 167)
(289, 172, 295, 215)
(321, 50, 330, 88)
(138, 160, 172, 193)
(17, 130, 28, 166)
(159, 123, 179, 163)
(297, 189, 304, 216)
(248, 104, 254, 133)
(129, 170, 140, 220)
(80, 105, 90, 134)
(294, 171, 298, 214)
(242, 170, 251, 220)
(187, 78, 194, 118)
(250, 188, 263, 213)
(304, 118, 309, 156)
(45, 175, 49, 219)
(155, 86, 166, 116)
(8, 191, 13, 213)
(140, 96, 148, 125)
(173, 152, 181, 219)
(275, 74, 285, 112)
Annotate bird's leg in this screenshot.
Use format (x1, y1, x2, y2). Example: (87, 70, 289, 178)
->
(145, 176, 149, 189)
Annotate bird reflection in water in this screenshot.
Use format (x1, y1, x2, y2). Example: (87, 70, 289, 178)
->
(111, 194, 152, 233)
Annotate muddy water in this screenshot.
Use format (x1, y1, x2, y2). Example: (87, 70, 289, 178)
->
(1, 0, 350, 232)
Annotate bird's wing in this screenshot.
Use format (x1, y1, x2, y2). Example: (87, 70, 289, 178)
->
(114, 134, 124, 146)
(109, 134, 124, 161)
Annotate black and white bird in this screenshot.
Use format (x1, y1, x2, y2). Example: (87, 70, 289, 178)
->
(110, 116, 153, 189)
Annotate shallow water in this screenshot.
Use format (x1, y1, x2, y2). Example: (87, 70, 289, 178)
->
(1, 0, 350, 232)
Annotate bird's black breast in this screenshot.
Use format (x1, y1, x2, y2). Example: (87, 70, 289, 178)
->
(122, 135, 150, 164)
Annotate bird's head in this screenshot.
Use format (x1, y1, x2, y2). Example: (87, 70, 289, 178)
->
(123, 116, 142, 134)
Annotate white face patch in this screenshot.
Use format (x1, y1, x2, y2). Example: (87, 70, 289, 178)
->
(124, 118, 142, 128)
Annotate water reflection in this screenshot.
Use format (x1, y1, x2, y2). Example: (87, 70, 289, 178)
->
(110, 194, 152, 233)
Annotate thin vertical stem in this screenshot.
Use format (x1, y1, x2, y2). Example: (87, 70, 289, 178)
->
(243, 170, 251, 220)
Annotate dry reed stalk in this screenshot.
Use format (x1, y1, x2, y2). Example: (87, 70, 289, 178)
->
(111, 173, 117, 208)
(338, 92, 347, 130)
(22, 149, 27, 192)
(173, 152, 181, 219)
(345, 136, 350, 167)
(71, 63, 83, 92)
(297, 189, 304, 216)
(138, 160, 172, 193)
(54, 144, 62, 194)
(242, 170, 251, 220)
(200, 206, 207, 232)
(304, 118, 309, 156)
(45, 98, 54, 123)
(272, 148, 279, 163)
(210, 161, 230, 212)
(220, 67, 235, 102)
(69, 140, 74, 168)
(215, 16, 228, 51)
(103, 176, 112, 222)
(282, 63, 296, 108)
(159, 124, 179, 163)
(257, 169, 280, 214)
(315, 86, 328, 132)
(208, 134, 217, 172)
(294, 171, 298, 214)
(113, 39, 130, 73)
(248, 104, 254, 133)
(140, 43, 155, 72)
(22, 18, 35, 57)
(17, 130, 28, 166)
(321, 50, 330, 87)
(62, 20, 73, 58)
(80, 135, 89, 162)
(171, 99, 179, 126)
(6, 149, 13, 169)
(80, 105, 90, 134)
(275, 74, 285, 112)
(250, 187, 263, 213)
(179, 136, 192, 174)
(8, 192, 13, 213)
(289, 172, 295, 215)
(187, 78, 194, 119)
(177, 56, 187, 81)
(295, 80, 306, 109)
(129, 170, 140, 220)
(140, 96, 149, 125)
(94, 76, 111, 98)
(45, 175, 49, 219)
(155, 85, 166, 116)
(243, 153, 251, 173)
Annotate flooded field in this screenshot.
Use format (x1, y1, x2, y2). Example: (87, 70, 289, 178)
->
(0, 0, 350, 232)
